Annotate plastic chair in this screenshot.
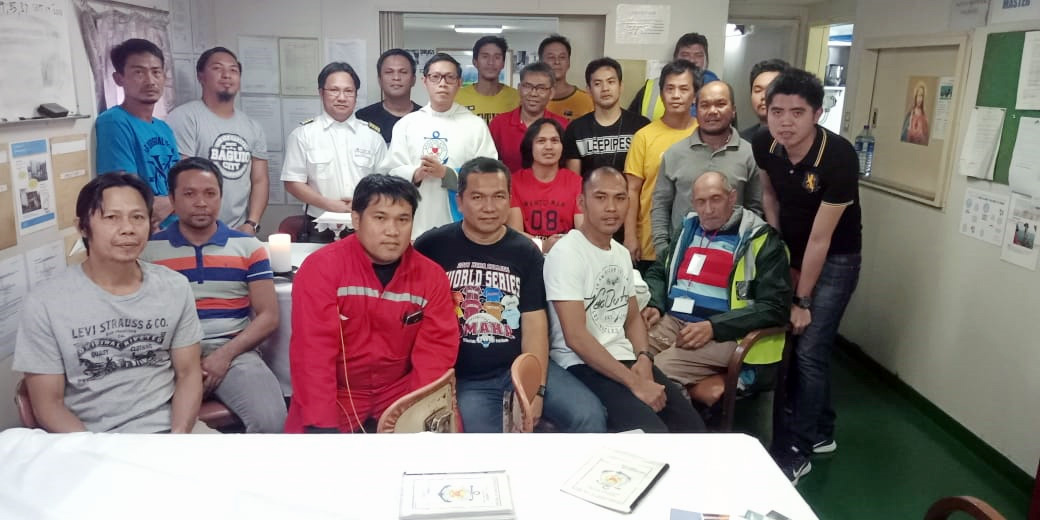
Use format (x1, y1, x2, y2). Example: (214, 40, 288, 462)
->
(278, 215, 308, 240)
(923, 496, 1006, 520)
(377, 369, 458, 433)
(503, 353, 542, 433)
(15, 378, 240, 431)
(685, 326, 789, 432)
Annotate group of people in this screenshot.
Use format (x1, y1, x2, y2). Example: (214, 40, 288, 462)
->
(13, 30, 864, 486)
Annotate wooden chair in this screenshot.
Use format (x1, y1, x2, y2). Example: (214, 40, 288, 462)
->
(503, 353, 542, 433)
(685, 326, 789, 432)
(923, 496, 1006, 520)
(15, 378, 240, 431)
(377, 369, 458, 433)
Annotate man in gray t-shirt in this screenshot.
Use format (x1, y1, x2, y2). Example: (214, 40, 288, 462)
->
(14, 173, 205, 433)
(166, 47, 268, 232)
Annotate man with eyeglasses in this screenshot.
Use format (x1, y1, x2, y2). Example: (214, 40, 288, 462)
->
(282, 62, 387, 242)
(386, 53, 497, 240)
(488, 62, 568, 174)
(455, 36, 519, 125)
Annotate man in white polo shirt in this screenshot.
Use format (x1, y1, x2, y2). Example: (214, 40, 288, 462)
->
(282, 62, 387, 242)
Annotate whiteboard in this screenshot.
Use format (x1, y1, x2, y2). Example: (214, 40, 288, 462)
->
(0, 0, 78, 121)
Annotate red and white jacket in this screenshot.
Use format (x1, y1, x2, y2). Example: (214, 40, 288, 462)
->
(284, 236, 458, 432)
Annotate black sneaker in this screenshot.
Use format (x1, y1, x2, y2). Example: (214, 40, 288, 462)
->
(774, 446, 812, 485)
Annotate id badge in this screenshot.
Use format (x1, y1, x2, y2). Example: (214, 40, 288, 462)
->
(686, 253, 707, 276)
(671, 297, 695, 314)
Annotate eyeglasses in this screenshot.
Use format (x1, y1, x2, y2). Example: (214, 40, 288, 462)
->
(322, 87, 357, 98)
(520, 83, 552, 94)
(426, 73, 459, 84)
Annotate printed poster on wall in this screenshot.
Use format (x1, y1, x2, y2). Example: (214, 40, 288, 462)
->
(960, 187, 1009, 245)
(10, 139, 57, 236)
(1001, 193, 1040, 270)
(900, 76, 938, 147)
(615, 4, 670, 45)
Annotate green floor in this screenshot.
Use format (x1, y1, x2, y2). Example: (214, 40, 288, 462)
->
(732, 347, 1032, 520)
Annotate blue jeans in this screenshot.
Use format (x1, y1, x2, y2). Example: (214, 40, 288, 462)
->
(456, 359, 607, 433)
(780, 253, 861, 453)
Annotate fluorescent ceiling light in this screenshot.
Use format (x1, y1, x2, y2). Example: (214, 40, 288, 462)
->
(454, 25, 503, 34)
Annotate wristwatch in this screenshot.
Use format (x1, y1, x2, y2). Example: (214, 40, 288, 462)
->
(536, 384, 547, 398)
(793, 295, 812, 309)
(637, 350, 655, 362)
(245, 219, 260, 234)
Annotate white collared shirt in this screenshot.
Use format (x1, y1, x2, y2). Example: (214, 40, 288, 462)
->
(281, 111, 387, 217)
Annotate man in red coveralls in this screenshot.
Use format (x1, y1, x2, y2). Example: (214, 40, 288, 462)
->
(285, 174, 459, 433)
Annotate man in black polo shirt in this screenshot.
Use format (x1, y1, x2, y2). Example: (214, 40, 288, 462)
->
(751, 68, 862, 484)
(355, 49, 422, 144)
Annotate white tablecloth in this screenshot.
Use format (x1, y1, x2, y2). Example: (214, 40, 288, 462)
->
(0, 429, 818, 520)
(262, 242, 326, 396)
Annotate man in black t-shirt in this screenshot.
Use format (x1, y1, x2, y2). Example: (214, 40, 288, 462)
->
(752, 68, 862, 485)
(414, 157, 606, 433)
(356, 49, 421, 144)
(563, 58, 649, 243)
(563, 57, 650, 179)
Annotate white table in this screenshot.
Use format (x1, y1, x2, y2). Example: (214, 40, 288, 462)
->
(0, 429, 818, 520)
(262, 242, 327, 396)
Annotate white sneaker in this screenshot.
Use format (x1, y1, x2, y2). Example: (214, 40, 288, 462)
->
(812, 438, 837, 454)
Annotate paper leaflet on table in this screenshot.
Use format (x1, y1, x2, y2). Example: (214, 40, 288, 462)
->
(956, 107, 1004, 179)
(1000, 193, 1040, 270)
(399, 470, 514, 519)
(959, 187, 1009, 246)
(1008, 116, 1040, 197)
(560, 448, 668, 513)
(670, 509, 793, 520)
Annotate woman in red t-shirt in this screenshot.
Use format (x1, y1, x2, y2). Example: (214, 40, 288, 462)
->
(507, 118, 584, 253)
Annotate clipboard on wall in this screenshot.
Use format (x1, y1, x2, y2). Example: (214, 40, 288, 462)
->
(50, 134, 90, 230)
(0, 146, 17, 250)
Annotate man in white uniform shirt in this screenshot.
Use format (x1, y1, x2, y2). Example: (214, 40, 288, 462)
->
(282, 62, 387, 242)
(385, 53, 497, 240)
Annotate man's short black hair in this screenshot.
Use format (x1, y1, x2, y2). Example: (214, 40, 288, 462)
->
(519, 62, 555, 86)
(318, 62, 360, 91)
(582, 166, 627, 193)
(585, 57, 623, 86)
(674, 32, 708, 61)
(538, 35, 571, 59)
(110, 38, 164, 74)
(196, 46, 241, 74)
(696, 80, 735, 106)
(458, 157, 510, 195)
(77, 173, 154, 254)
(168, 156, 223, 195)
(377, 48, 417, 76)
(748, 58, 790, 89)
(659, 59, 703, 93)
(423, 53, 463, 78)
(472, 36, 508, 58)
(766, 68, 824, 111)
(520, 118, 565, 169)
(352, 174, 421, 216)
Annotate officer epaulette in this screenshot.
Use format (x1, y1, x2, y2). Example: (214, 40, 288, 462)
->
(299, 118, 314, 126)
(366, 121, 381, 133)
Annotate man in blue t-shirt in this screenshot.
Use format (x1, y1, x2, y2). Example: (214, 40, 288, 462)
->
(95, 38, 179, 229)
(414, 157, 605, 433)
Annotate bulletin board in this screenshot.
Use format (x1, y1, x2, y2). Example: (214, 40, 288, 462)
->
(975, 31, 1040, 185)
(851, 34, 970, 208)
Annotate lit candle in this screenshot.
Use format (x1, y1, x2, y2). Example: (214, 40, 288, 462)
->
(269, 233, 292, 273)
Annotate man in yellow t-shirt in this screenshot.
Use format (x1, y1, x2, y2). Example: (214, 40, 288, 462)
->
(538, 35, 593, 121)
(455, 35, 519, 124)
(623, 60, 702, 272)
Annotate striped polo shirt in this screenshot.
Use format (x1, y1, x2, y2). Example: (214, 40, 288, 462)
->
(668, 229, 739, 322)
(143, 221, 273, 351)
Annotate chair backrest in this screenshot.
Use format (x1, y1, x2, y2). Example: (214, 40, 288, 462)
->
(924, 496, 1006, 520)
(14, 379, 39, 429)
(377, 369, 458, 433)
(278, 215, 308, 239)
(503, 353, 542, 433)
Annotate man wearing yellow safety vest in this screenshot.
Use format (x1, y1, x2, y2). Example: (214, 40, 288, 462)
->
(628, 33, 720, 121)
(641, 171, 790, 405)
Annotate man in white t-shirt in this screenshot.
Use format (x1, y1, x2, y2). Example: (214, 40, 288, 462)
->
(385, 53, 497, 239)
(543, 167, 705, 433)
(282, 62, 387, 242)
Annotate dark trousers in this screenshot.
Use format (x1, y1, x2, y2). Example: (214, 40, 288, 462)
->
(776, 253, 861, 453)
(568, 361, 705, 433)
